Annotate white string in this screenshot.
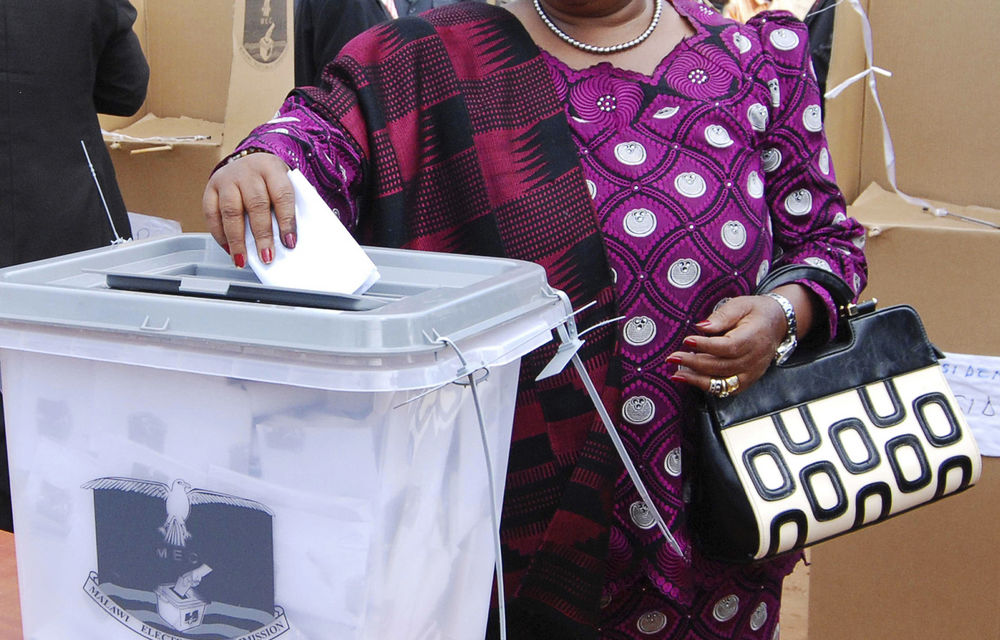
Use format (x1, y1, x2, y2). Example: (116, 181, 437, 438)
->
(80, 140, 127, 245)
(828, 0, 997, 230)
(569, 352, 687, 560)
(430, 333, 508, 640)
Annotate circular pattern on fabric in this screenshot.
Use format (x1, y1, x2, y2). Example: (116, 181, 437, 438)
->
(747, 170, 764, 199)
(664, 447, 682, 477)
(705, 124, 734, 148)
(572, 76, 644, 125)
(624, 316, 657, 346)
(785, 189, 813, 216)
(833, 211, 847, 225)
(675, 172, 707, 198)
(668, 259, 701, 288)
(803, 104, 823, 132)
(624, 208, 658, 237)
(688, 68, 709, 85)
(747, 103, 769, 132)
(721, 221, 748, 249)
(713, 594, 740, 622)
(819, 147, 831, 175)
(761, 148, 782, 173)
(629, 500, 657, 529)
(733, 31, 752, 54)
(665, 50, 731, 99)
(622, 395, 655, 425)
(770, 28, 800, 51)
(615, 141, 647, 166)
(750, 602, 769, 631)
(654, 105, 680, 119)
(637, 610, 668, 635)
(767, 79, 781, 107)
(805, 256, 832, 271)
(756, 259, 770, 285)
(586, 179, 598, 199)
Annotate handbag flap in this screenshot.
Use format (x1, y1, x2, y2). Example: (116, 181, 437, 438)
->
(710, 304, 940, 427)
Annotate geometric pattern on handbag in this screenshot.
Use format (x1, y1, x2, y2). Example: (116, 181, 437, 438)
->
(687, 265, 984, 564)
(720, 364, 982, 560)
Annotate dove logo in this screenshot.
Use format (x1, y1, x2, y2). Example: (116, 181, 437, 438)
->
(82, 476, 290, 640)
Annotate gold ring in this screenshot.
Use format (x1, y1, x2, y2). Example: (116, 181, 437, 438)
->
(724, 375, 740, 395)
(708, 377, 725, 397)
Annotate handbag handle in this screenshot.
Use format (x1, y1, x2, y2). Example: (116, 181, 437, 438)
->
(755, 264, 855, 306)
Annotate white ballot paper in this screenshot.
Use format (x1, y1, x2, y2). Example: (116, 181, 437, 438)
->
(245, 169, 379, 295)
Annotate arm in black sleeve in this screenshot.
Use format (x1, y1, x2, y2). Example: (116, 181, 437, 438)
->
(94, 0, 149, 116)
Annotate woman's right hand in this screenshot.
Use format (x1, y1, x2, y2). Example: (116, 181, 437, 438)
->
(202, 152, 296, 268)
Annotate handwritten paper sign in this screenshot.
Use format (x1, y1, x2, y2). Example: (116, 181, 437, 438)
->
(940, 352, 1000, 457)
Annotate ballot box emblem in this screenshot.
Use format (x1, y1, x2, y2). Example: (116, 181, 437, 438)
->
(82, 476, 290, 639)
(241, 0, 289, 66)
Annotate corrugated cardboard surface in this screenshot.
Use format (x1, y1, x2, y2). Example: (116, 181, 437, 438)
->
(102, 0, 294, 232)
(848, 184, 1000, 357)
(824, 0, 1000, 209)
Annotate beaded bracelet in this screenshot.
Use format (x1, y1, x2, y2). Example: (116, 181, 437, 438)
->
(225, 146, 268, 165)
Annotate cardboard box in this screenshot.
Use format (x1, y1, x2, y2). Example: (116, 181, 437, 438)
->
(807, 1, 1000, 637)
(824, 0, 1000, 208)
(102, 0, 294, 232)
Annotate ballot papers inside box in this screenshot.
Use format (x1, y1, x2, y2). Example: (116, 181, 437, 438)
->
(0, 234, 574, 640)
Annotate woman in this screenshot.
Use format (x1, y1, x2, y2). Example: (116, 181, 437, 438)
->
(203, 1, 867, 638)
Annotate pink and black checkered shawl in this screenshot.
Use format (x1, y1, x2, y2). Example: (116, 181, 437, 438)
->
(297, 4, 622, 638)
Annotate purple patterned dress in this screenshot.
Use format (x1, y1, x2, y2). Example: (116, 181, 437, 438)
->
(231, 3, 867, 638)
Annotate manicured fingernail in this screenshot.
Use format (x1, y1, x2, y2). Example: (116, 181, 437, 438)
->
(670, 375, 686, 383)
(222, 243, 231, 255)
(261, 247, 273, 264)
(695, 320, 711, 328)
(666, 355, 683, 364)
(283, 233, 297, 249)
(683, 337, 698, 347)
(233, 253, 245, 269)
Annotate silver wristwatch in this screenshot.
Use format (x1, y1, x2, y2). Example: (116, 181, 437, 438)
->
(766, 292, 797, 365)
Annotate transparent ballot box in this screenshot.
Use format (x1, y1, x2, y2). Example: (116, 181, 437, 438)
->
(0, 234, 573, 640)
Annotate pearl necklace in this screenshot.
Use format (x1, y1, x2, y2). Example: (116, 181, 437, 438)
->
(532, 0, 663, 55)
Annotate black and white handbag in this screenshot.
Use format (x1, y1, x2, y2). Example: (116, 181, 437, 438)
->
(688, 265, 983, 563)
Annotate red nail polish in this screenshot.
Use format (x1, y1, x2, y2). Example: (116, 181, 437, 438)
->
(670, 375, 686, 383)
(261, 247, 273, 264)
(695, 320, 711, 328)
(284, 233, 297, 249)
(222, 243, 231, 255)
(666, 355, 683, 364)
(683, 337, 698, 347)
(233, 253, 245, 269)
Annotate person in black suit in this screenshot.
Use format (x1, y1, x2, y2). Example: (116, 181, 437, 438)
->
(0, 0, 149, 532)
(294, 0, 489, 87)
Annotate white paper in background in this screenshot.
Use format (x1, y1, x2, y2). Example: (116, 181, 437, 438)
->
(245, 169, 379, 295)
(940, 352, 1000, 457)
